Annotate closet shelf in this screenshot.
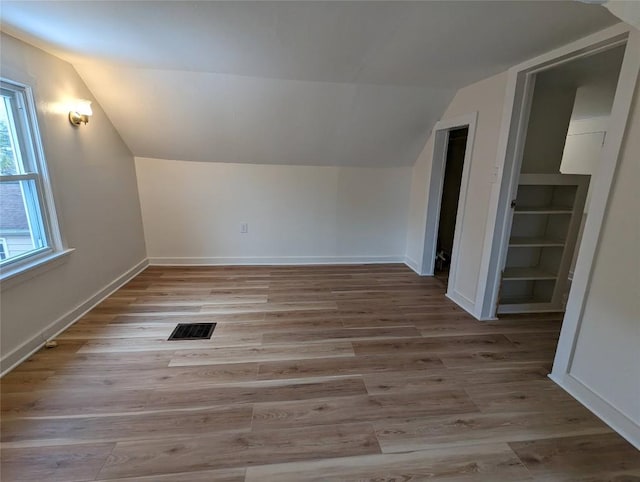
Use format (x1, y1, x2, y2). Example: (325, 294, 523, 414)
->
(502, 267, 558, 281)
(514, 206, 573, 214)
(508, 236, 565, 247)
(497, 300, 563, 314)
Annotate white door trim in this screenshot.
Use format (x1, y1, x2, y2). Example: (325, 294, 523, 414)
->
(475, 22, 638, 321)
(420, 112, 478, 305)
(553, 28, 640, 378)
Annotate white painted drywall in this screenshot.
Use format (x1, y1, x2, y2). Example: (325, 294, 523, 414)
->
(520, 83, 576, 174)
(0, 34, 147, 369)
(561, 116, 610, 213)
(568, 79, 640, 428)
(135, 157, 410, 263)
(405, 71, 509, 304)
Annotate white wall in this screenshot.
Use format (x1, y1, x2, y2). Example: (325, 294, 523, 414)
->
(136, 157, 411, 264)
(568, 79, 640, 436)
(0, 34, 147, 371)
(520, 83, 576, 174)
(405, 71, 509, 303)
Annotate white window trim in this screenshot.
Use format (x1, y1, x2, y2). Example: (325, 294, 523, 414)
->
(0, 237, 8, 260)
(0, 248, 75, 291)
(0, 78, 70, 288)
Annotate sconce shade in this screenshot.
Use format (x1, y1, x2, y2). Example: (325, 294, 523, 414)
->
(69, 100, 92, 126)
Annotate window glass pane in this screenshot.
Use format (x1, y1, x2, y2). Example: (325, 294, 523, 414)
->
(0, 179, 47, 263)
(0, 80, 56, 270)
(0, 93, 23, 175)
(0, 239, 7, 260)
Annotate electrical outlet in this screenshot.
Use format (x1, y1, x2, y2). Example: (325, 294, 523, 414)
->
(240, 223, 249, 234)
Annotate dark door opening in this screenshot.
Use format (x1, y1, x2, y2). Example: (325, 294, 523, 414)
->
(435, 127, 468, 280)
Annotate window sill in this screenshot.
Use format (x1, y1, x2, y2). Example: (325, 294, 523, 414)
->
(0, 248, 75, 291)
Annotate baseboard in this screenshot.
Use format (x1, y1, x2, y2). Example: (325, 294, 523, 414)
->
(549, 372, 640, 450)
(0, 258, 149, 376)
(404, 256, 421, 274)
(148, 256, 405, 266)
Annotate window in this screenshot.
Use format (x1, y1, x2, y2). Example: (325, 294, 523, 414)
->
(0, 79, 62, 273)
(0, 238, 7, 260)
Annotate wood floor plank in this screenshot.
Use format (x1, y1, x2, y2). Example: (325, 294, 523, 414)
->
(1, 405, 253, 446)
(252, 390, 477, 429)
(0, 442, 115, 482)
(464, 380, 578, 413)
(352, 333, 518, 356)
(415, 318, 562, 337)
(261, 325, 421, 344)
(97, 422, 381, 479)
(45, 363, 260, 390)
(96, 468, 245, 482)
(0, 370, 56, 393)
(257, 353, 444, 379)
(439, 347, 556, 368)
(168, 341, 355, 367)
(510, 433, 640, 480)
(96, 467, 245, 482)
(2, 388, 153, 417)
(362, 369, 463, 395)
(198, 300, 338, 314)
(374, 407, 611, 453)
(111, 312, 266, 323)
(76, 333, 263, 353)
(144, 376, 368, 410)
(245, 443, 532, 481)
(452, 365, 552, 386)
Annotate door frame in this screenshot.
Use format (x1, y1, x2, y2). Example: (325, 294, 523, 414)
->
(420, 112, 477, 305)
(476, 23, 639, 322)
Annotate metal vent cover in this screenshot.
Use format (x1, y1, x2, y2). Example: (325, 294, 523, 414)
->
(168, 323, 216, 340)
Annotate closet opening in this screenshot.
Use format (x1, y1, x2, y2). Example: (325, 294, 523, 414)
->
(496, 44, 625, 315)
(420, 112, 477, 300)
(434, 127, 468, 282)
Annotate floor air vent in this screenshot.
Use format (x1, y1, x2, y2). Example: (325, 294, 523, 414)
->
(168, 323, 216, 340)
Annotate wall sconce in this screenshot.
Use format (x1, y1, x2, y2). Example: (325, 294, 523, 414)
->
(69, 100, 93, 126)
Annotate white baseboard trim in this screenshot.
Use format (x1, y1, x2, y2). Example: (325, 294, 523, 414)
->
(148, 256, 405, 266)
(0, 258, 149, 377)
(404, 256, 421, 274)
(549, 372, 640, 450)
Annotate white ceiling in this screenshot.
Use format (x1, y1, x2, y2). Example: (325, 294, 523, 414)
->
(0, 1, 616, 166)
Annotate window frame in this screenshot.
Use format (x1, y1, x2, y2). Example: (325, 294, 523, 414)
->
(0, 77, 67, 282)
(0, 237, 8, 260)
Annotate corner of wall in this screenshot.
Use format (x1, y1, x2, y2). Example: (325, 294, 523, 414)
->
(1, 258, 149, 376)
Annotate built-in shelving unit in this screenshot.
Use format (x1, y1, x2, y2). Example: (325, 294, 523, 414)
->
(498, 173, 589, 314)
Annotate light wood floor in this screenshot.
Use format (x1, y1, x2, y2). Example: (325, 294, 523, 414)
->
(2, 264, 639, 481)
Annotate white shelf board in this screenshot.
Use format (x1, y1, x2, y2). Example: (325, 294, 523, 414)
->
(497, 301, 564, 314)
(508, 236, 566, 247)
(502, 266, 558, 281)
(514, 206, 573, 215)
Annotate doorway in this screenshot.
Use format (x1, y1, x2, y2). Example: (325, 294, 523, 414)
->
(475, 27, 639, 322)
(494, 45, 625, 316)
(421, 112, 477, 305)
(434, 127, 468, 283)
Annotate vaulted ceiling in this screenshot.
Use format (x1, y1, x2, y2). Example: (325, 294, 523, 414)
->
(1, 1, 616, 166)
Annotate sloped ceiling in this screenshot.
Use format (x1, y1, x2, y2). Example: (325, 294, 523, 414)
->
(0, 1, 616, 166)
